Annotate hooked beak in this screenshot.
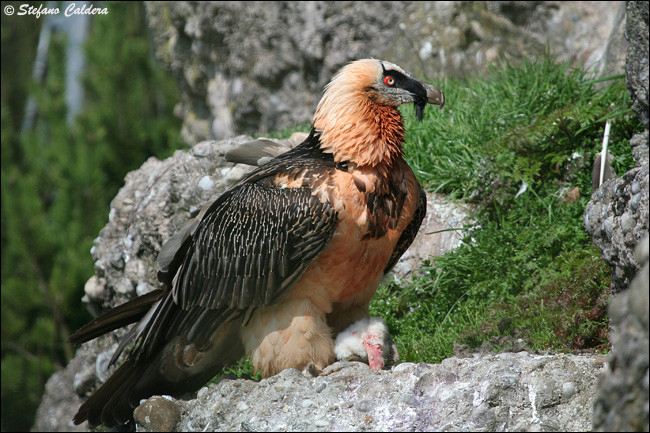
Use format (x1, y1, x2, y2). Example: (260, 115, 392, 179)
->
(424, 83, 445, 109)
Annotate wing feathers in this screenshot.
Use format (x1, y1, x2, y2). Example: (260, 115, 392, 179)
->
(127, 161, 338, 361)
(68, 289, 164, 345)
(171, 181, 337, 313)
(384, 186, 426, 274)
(75, 133, 342, 427)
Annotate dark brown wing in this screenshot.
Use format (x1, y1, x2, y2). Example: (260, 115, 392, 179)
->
(176, 182, 336, 310)
(383, 186, 426, 274)
(72, 131, 342, 427)
(135, 178, 339, 359)
(132, 130, 340, 357)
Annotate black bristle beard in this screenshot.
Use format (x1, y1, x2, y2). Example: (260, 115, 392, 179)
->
(415, 102, 426, 121)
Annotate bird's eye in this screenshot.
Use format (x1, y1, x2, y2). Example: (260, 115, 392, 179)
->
(384, 76, 395, 86)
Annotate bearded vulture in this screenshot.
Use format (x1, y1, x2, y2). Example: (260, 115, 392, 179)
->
(70, 58, 444, 427)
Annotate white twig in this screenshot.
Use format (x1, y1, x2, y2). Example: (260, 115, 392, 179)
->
(599, 120, 611, 187)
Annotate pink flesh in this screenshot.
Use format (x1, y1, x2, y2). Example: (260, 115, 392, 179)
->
(363, 341, 384, 370)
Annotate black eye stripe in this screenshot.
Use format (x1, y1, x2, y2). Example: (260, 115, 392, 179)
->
(374, 66, 427, 106)
(382, 69, 427, 105)
(382, 69, 410, 86)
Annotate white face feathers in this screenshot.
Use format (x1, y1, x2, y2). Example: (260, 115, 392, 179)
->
(334, 317, 399, 370)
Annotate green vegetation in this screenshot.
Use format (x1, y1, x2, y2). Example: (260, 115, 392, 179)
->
(1, 3, 183, 431)
(371, 54, 641, 363)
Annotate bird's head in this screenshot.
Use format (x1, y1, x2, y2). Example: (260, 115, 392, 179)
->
(313, 59, 444, 167)
(366, 60, 445, 120)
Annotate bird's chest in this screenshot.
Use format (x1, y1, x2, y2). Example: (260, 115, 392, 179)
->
(289, 161, 420, 308)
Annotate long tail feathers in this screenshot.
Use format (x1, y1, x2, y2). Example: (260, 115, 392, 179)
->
(72, 304, 248, 428)
(73, 357, 143, 427)
(74, 345, 235, 428)
(68, 289, 164, 345)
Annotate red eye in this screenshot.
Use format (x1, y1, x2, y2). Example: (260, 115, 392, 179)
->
(384, 76, 395, 86)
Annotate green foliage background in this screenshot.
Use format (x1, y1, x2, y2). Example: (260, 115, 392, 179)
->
(1, 3, 184, 430)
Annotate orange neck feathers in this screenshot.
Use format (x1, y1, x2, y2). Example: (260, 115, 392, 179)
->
(313, 60, 405, 168)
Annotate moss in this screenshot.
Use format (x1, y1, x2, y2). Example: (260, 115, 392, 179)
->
(458, 247, 612, 353)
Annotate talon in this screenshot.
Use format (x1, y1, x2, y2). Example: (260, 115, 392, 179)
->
(343, 354, 365, 363)
(303, 361, 324, 377)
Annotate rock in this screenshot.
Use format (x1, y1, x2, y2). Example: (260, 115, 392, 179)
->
(144, 1, 627, 144)
(72, 364, 96, 397)
(389, 193, 471, 280)
(162, 352, 604, 432)
(630, 123, 649, 171)
(82, 275, 103, 302)
(625, 1, 649, 128)
(588, 4, 649, 419)
(32, 355, 88, 432)
(584, 163, 649, 292)
(592, 235, 650, 431)
(133, 395, 182, 432)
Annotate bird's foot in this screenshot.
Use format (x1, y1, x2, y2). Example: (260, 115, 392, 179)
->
(302, 361, 324, 377)
(342, 354, 365, 363)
